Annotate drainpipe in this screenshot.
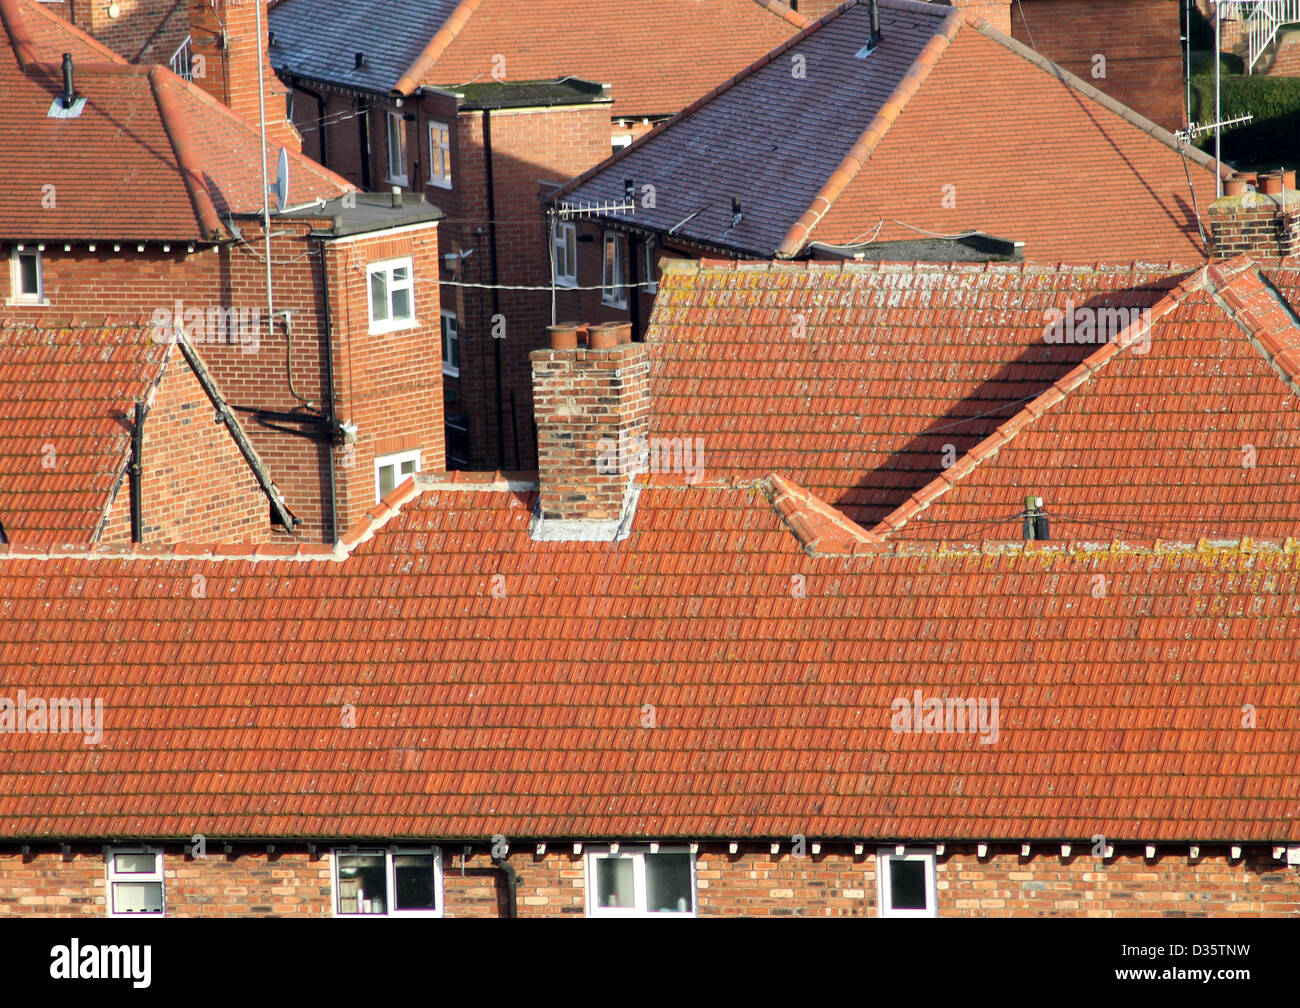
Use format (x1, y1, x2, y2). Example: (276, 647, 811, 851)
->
(130, 401, 144, 543)
(315, 236, 340, 544)
(493, 856, 519, 918)
(359, 99, 372, 191)
(482, 108, 505, 468)
(627, 231, 642, 341)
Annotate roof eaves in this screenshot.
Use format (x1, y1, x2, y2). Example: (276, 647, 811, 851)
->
(866, 265, 1209, 539)
(967, 15, 1230, 180)
(392, 0, 484, 96)
(549, 0, 864, 207)
(776, 5, 966, 258)
(148, 67, 226, 242)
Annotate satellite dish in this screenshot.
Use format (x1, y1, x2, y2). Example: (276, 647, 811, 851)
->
(272, 146, 289, 213)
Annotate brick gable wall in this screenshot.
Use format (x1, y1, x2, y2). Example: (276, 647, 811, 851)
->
(98, 346, 272, 546)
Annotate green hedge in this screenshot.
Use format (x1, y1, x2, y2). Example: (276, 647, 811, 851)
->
(1190, 73, 1300, 171)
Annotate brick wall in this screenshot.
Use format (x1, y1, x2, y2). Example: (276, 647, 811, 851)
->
(1010, 0, 1186, 131)
(445, 103, 613, 471)
(3, 843, 1296, 917)
(68, 0, 191, 65)
(319, 226, 445, 534)
(1268, 28, 1300, 76)
(99, 345, 273, 546)
(187, 0, 298, 149)
(946, 0, 1013, 34)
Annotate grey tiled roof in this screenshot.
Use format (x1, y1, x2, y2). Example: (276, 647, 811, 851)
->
(269, 0, 460, 93)
(554, 1, 944, 255)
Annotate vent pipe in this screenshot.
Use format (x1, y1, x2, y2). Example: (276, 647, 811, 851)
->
(60, 52, 77, 108)
(870, 0, 882, 46)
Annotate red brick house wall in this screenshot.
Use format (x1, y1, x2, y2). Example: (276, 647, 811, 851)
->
(2, 843, 1295, 917)
(1011, 0, 1186, 130)
(443, 103, 613, 470)
(1268, 29, 1300, 76)
(99, 348, 272, 546)
(1, 218, 443, 542)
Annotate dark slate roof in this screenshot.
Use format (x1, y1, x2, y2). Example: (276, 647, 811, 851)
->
(553, 0, 946, 256)
(269, 0, 460, 94)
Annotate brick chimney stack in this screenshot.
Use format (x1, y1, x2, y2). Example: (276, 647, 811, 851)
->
(187, 0, 300, 150)
(941, 0, 1013, 34)
(531, 323, 649, 526)
(1209, 171, 1300, 259)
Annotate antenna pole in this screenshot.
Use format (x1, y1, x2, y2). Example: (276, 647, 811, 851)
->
(1214, 0, 1222, 196)
(255, 0, 276, 344)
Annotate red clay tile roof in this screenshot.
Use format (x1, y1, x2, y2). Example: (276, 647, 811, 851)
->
(646, 257, 1197, 528)
(1, 479, 1298, 842)
(553, 0, 1227, 262)
(0, 0, 352, 242)
(270, 0, 805, 116)
(0, 320, 168, 549)
(875, 260, 1300, 544)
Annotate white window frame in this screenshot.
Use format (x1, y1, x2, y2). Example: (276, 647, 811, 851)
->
(553, 221, 577, 288)
(601, 230, 626, 308)
(440, 309, 459, 377)
(332, 847, 443, 918)
(367, 256, 415, 334)
(584, 846, 697, 918)
(374, 448, 421, 502)
(386, 110, 408, 185)
(106, 847, 165, 918)
(876, 847, 938, 918)
(644, 238, 659, 294)
(611, 133, 633, 153)
(428, 121, 452, 189)
(9, 247, 44, 305)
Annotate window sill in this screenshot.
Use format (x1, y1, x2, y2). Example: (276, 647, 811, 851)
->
(442, 365, 460, 378)
(428, 178, 453, 190)
(368, 318, 418, 336)
(5, 297, 49, 307)
(386, 176, 409, 188)
(555, 278, 578, 289)
(601, 299, 628, 310)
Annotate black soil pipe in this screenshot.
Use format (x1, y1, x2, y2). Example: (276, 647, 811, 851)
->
(492, 857, 519, 918)
(358, 98, 372, 191)
(483, 109, 505, 469)
(627, 232, 642, 341)
(315, 237, 340, 544)
(129, 401, 144, 543)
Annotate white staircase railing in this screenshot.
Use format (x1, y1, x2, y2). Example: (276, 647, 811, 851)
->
(1222, 0, 1300, 73)
(169, 36, 194, 82)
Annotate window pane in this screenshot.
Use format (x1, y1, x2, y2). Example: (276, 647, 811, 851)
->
(378, 463, 396, 499)
(113, 852, 157, 874)
(889, 859, 928, 910)
(645, 853, 693, 913)
(114, 881, 163, 913)
(337, 854, 387, 914)
(18, 254, 39, 295)
(390, 284, 411, 321)
(393, 854, 437, 911)
(400, 459, 416, 477)
(370, 272, 388, 322)
(596, 856, 635, 908)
